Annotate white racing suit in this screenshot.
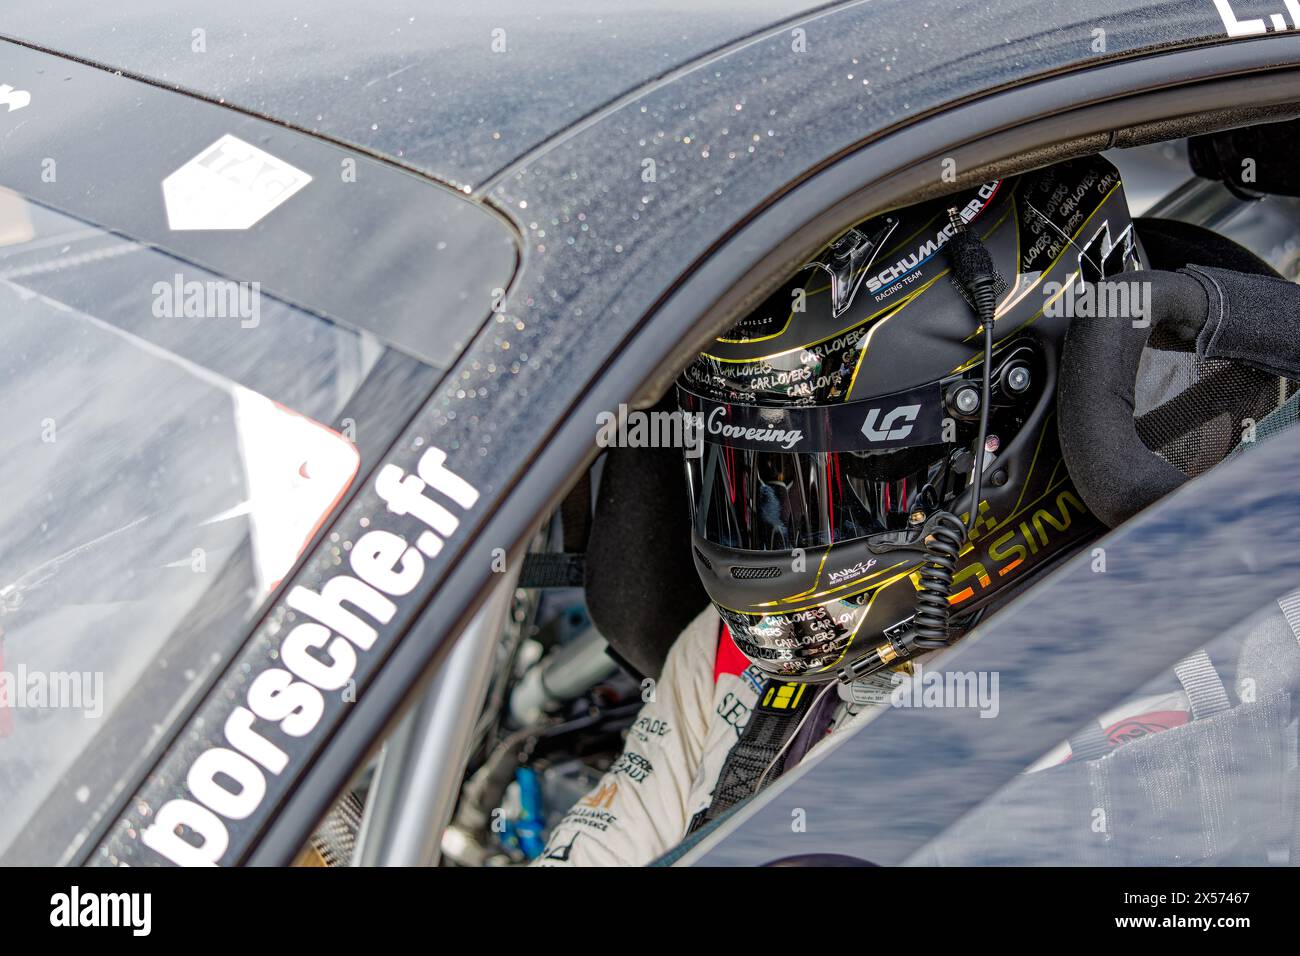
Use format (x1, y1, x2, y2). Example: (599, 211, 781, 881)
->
(534, 606, 829, 867)
(534, 604, 1213, 867)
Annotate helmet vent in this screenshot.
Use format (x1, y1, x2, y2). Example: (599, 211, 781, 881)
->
(731, 565, 781, 580)
(693, 547, 714, 572)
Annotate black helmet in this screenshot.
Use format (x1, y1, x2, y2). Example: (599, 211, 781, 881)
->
(677, 155, 1141, 681)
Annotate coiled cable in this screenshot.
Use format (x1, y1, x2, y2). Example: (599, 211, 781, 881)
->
(911, 512, 969, 649)
(908, 213, 997, 649)
(835, 210, 998, 682)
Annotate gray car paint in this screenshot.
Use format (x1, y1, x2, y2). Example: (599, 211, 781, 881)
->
(1, 0, 836, 189)
(1, 0, 1294, 863)
(92, 2, 1300, 866)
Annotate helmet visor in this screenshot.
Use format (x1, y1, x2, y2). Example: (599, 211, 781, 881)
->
(686, 441, 964, 551)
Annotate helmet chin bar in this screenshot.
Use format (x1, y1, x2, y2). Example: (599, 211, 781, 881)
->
(690, 492, 988, 683)
(690, 526, 925, 683)
(690, 527, 928, 615)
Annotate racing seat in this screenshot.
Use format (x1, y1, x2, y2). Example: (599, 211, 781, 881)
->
(581, 392, 710, 679)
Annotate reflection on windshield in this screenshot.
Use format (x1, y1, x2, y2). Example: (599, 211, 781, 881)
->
(911, 585, 1300, 866)
(0, 191, 376, 857)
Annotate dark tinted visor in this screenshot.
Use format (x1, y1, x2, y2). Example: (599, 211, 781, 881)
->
(686, 442, 964, 550)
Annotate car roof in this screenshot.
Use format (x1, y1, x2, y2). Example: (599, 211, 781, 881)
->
(1, 0, 838, 190)
(4, 0, 1288, 865)
(2, 1, 1263, 195)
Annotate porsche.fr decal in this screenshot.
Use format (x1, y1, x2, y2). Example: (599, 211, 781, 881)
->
(139, 445, 479, 866)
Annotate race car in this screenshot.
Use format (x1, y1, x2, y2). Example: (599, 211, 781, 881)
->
(1, 0, 1300, 869)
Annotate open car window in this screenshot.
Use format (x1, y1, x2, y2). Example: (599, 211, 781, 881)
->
(678, 374, 1300, 867)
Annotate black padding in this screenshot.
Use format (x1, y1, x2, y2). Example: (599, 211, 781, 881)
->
(1188, 118, 1300, 197)
(1135, 217, 1278, 277)
(1181, 264, 1300, 381)
(1058, 270, 1196, 528)
(1060, 255, 1300, 528)
(584, 408, 709, 679)
(947, 228, 995, 288)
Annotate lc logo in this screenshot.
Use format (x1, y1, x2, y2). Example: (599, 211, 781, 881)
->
(1214, 0, 1300, 36)
(861, 403, 921, 442)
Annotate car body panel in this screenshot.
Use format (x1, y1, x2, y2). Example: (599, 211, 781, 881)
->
(1, 1, 1296, 864)
(0, 0, 837, 189)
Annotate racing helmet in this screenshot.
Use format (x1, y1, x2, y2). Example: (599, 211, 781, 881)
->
(677, 155, 1142, 682)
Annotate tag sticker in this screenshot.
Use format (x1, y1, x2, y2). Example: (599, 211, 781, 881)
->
(162, 134, 312, 230)
(0, 84, 31, 113)
(220, 387, 360, 595)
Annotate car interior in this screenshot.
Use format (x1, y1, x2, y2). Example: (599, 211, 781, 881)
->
(298, 116, 1300, 868)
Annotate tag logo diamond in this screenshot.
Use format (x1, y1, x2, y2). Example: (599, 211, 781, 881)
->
(162, 134, 312, 230)
(0, 84, 32, 113)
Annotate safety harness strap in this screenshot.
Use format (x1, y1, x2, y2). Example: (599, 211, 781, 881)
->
(1173, 649, 1232, 720)
(517, 469, 593, 588)
(1067, 721, 1113, 761)
(1279, 587, 1300, 645)
(518, 552, 585, 588)
(686, 679, 824, 834)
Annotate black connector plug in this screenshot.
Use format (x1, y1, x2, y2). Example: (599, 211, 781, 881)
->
(946, 206, 995, 290)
